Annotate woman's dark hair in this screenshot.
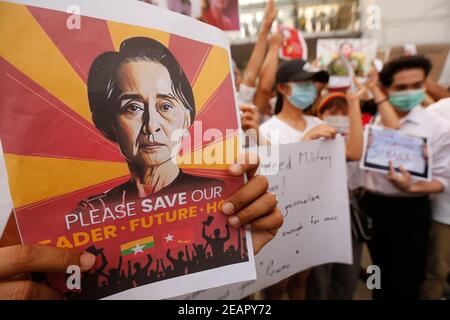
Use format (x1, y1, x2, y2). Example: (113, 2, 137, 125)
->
(87, 37, 195, 142)
(317, 96, 348, 116)
(379, 55, 432, 88)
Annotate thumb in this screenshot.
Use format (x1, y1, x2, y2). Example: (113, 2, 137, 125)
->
(0, 245, 96, 279)
(398, 165, 410, 177)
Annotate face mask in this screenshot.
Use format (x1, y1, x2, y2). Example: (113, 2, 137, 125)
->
(324, 115, 349, 133)
(287, 82, 317, 110)
(238, 83, 256, 104)
(388, 89, 425, 112)
(268, 97, 277, 114)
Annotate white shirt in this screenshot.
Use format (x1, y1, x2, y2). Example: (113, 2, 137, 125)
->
(363, 105, 450, 197)
(260, 115, 323, 144)
(427, 98, 450, 225)
(347, 161, 364, 191)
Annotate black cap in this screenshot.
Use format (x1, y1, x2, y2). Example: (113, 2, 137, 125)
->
(274, 59, 329, 114)
(276, 59, 329, 85)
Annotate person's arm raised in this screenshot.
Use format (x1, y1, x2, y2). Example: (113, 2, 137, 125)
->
(253, 32, 283, 114)
(242, 0, 277, 88)
(345, 79, 365, 160)
(366, 67, 400, 129)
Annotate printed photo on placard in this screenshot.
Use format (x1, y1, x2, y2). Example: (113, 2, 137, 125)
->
(360, 126, 431, 181)
(316, 38, 377, 89)
(0, 0, 255, 300)
(198, 0, 240, 31)
(278, 27, 308, 61)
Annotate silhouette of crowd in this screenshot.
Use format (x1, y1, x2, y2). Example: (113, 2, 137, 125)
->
(62, 216, 248, 299)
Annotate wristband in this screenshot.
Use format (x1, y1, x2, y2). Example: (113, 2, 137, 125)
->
(375, 98, 388, 106)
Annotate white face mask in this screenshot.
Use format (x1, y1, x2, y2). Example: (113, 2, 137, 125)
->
(238, 83, 256, 104)
(268, 97, 277, 115)
(324, 115, 349, 134)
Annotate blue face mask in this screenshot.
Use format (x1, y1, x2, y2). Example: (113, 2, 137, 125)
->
(287, 82, 317, 110)
(388, 89, 426, 112)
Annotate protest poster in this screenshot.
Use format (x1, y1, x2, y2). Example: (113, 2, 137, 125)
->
(279, 27, 308, 61)
(175, 137, 353, 300)
(138, 0, 203, 21)
(316, 39, 377, 89)
(360, 126, 431, 181)
(197, 0, 240, 31)
(0, 0, 255, 299)
(141, 0, 241, 32)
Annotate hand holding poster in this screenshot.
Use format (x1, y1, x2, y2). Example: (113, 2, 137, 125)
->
(360, 126, 431, 181)
(175, 137, 353, 300)
(0, 0, 255, 299)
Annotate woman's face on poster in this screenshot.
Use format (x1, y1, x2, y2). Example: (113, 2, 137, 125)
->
(210, 0, 228, 11)
(112, 60, 190, 167)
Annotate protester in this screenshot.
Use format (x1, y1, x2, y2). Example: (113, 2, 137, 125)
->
(259, 59, 334, 146)
(260, 59, 334, 300)
(421, 97, 450, 299)
(360, 56, 450, 300)
(2, 0, 450, 302)
(306, 80, 365, 300)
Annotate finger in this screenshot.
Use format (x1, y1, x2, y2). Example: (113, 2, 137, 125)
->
(0, 245, 96, 279)
(399, 165, 410, 177)
(221, 175, 269, 216)
(228, 192, 278, 227)
(241, 120, 258, 130)
(239, 104, 256, 112)
(4, 273, 29, 281)
(241, 113, 256, 122)
(244, 207, 283, 231)
(0, 280, 64, 300)
(388, 160, 396, 177)
(241, 123, 253, 132)
(321, 128, 337, 139)
(251, 229, 278, 255)
(228, 152, 259, 178)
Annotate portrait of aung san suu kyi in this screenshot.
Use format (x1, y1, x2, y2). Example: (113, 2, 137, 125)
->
(84, 36, 225, 207)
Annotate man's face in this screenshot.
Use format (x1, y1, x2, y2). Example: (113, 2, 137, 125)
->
(388, 68, 426, 92)
(113, 60, 189, 167)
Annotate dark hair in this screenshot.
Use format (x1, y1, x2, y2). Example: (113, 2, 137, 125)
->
(87, 37, 195, 142)
(379, 55, 432, 87)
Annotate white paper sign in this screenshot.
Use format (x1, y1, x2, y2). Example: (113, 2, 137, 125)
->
(174, 137, 353, 300)
(360, 125, 431, 181)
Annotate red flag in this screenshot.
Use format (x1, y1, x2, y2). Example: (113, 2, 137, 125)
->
(161, 227, 195, 249)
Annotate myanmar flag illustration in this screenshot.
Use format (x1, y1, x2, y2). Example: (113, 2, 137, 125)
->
(162, 227, 195, 249)
(120, 236, 154, 256)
